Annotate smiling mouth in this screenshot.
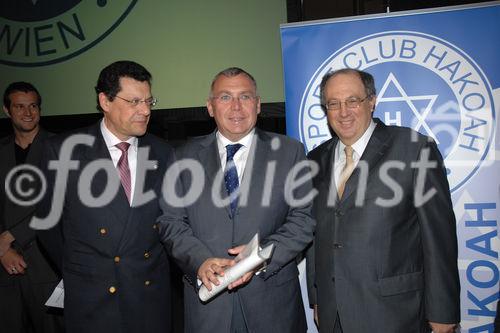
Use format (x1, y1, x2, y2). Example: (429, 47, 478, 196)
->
(338, 119, 354, 127)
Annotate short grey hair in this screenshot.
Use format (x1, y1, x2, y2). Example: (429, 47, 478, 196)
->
(209, 67, 257, 97)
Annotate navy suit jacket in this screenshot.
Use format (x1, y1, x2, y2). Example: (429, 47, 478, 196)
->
(36, 123, 173, 333)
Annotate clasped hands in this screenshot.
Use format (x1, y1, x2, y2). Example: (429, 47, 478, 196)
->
(197, 245, 256, 291)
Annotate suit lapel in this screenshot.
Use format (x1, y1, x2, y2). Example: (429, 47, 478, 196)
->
(237, 129, 269, 218)
(117, 135, 161, 252)
(83, 124, 131, 230)
(198, 133, 221, 183)
(197, 133, 229, 214)
(135, 136, 161, 204)
(339, 120, 392, 204)
(0, 137, 16, 229)
(317, 138, 339, 207)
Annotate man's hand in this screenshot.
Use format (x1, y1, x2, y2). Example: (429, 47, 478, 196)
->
(227, 245, 256, 290)
(197, 257, 234, 291)
(429, 322, 456, 333)
(0, 248, 27, 275)
(0, 231, 15, 257)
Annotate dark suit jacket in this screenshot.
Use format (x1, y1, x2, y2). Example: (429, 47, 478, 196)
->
(0, 130, 59, 286)
(159, 129, 315, 333)
(306, 119, 460, 333)
(36, 123, 173, 333)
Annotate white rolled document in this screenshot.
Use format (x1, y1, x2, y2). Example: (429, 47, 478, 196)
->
(198, 233, 275, 302)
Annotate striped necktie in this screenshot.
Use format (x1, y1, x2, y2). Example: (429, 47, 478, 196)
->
(115, 142, 131, 203)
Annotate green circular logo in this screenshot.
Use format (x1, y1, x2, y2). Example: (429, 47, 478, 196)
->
(0, 0, 137, 67)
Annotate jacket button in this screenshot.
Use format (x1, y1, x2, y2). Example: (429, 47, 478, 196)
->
(333, 243, 343, 249)
(145, 280, 151, 286)
(109, 286, 117, 294)
(144, 252, 150, 259)
(99, 228, 107, 235)
(114, 256, 120, 263)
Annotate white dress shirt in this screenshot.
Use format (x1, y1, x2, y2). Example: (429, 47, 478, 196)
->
(100, 120, 138, 205)
(216, 129, 255, 182)
(334, 120, 377, 191)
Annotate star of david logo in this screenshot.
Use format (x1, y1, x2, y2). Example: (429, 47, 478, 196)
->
(376, 73, 439, 143)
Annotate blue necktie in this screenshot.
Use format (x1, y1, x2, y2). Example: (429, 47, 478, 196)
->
(224, 144, 242, 217)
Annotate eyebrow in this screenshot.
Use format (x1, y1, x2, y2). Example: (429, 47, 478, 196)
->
(328, 95, 361, 100)
(13, 103, 38, 106)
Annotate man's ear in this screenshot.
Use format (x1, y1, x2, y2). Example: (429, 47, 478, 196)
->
(3, 106, 11, 118)
(206, 99, 214, 117)
(370, 96, 376, 113)
(98, 93, 111, 113)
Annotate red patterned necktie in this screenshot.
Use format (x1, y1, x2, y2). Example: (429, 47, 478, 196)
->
(115, 142, 131, 203)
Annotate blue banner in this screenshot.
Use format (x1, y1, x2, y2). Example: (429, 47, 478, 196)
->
(281, 3, 500, 332)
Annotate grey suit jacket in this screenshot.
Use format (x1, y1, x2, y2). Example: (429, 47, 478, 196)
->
(306, 119, 460, 333)
(0, 130, 59, 286)
(36, 123, 173, 333)
(159, 129, 315, 333)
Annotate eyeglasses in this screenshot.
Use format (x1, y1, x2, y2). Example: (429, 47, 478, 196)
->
(11, 103, 40, 112)
(115, 95, 157, 107)
(211, 93, 258, 104)
(325, 96, 371, 111)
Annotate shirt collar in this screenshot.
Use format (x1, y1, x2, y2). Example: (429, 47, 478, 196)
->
(337, 119, 376, 159)
(100, 119, 137, 151)
(216, 129, 255, 152)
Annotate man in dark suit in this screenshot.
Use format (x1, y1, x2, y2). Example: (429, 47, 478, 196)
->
(306, 68, 460, 333)
(35, 61, 174, 333)
(158, 67, 315, 332)
(0, 82, 63, 333)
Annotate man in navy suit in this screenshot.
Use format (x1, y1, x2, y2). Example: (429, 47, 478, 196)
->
(36, 61, 174, 333)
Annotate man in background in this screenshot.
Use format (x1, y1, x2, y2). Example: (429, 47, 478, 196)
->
(306, 68, 460, 333)
(0, 82, 63, 332)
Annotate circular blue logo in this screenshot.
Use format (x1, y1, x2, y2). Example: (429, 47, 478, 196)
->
(300, 31, 495, 192)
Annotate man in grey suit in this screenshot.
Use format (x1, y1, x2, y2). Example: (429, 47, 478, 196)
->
(306, 68, 460, 333)
(0, 82, 63, 332)
(36, 61, 174, 333)
(159, 67, 315, 333)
